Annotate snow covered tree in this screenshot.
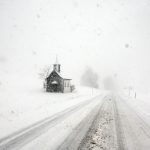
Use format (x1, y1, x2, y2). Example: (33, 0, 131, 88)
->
(80, 67, 99, 88)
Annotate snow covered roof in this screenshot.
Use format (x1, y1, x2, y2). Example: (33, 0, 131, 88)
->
(56, 71, 72, 80)
(46, 70, 72, 80)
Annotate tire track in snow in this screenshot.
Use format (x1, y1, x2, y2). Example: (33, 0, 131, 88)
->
(113, 97, 127, 150)
(57, 97, 105, 150)
(121, 96, 150, 139)
(116, 96, 150, 149)
(78, 98, 110, 150)
(75, 95, 118, 150)
(0, 95, 102, 150)
(76, 95, 127, 150)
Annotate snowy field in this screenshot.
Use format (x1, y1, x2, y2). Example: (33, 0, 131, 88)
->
(1, 81, 150, 150)
(0, 83, 101, 139)
(1, 69, 150, 150)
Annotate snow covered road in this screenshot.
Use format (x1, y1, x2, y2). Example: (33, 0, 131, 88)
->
(78, 94, 119, 150)
(0, 94, 104, 150)
(115, 96, 150, 150)
(78, 94, 150, 150)
(1, 93, 150, 150)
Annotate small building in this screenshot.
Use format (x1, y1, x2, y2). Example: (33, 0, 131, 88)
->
(45, 59, 74, 93)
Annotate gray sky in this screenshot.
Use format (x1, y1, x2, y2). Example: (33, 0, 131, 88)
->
(0, 0, 150, 92)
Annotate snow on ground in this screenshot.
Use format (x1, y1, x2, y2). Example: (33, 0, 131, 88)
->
(113, 92, 150, 150)
(0, 83, 101, 139)
(0, 52, 102, 142)
(121, 92, 150, 127)
(20, 95, 104, 150)
(78, 96, 117, 150)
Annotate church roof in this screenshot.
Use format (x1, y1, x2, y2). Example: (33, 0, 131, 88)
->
(47, 70, 72, 80)
(55, 70, 72, 80)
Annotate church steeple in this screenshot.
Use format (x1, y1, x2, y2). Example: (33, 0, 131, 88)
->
(53, 55, 61, 73)
(55, 55, 58, 64)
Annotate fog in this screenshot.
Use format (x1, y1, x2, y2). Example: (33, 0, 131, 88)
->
(80, 66, 99, 88)
(0, 0, 150, 93)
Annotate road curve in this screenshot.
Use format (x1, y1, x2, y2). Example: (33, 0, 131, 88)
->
(0, 95, 102, 150)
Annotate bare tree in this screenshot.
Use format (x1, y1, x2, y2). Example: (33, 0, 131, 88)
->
(38, 65, 52, 80)
(38, 65, 52, 89)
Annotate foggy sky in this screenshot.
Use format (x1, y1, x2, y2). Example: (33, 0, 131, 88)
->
(0, 0, 150, 92)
